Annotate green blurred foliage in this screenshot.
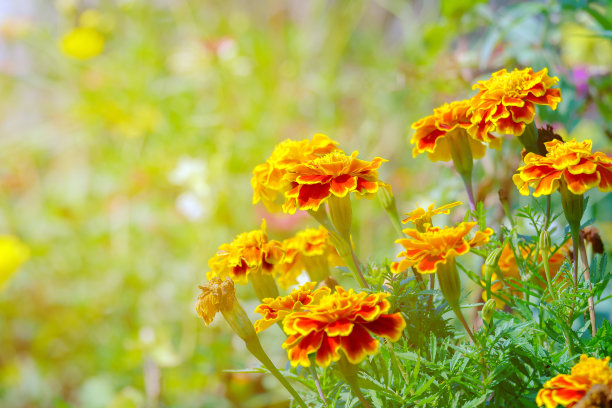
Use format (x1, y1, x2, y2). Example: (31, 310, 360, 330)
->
(0, 0, 610, 406)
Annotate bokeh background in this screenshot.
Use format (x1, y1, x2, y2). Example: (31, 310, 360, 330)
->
(1, 0, 611, 407)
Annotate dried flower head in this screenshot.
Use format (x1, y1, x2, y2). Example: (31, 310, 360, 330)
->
(392, 222, 493, 274)
(282, 287, 405, 367)
(196, 277, 235, 326)
(468, 67, 562, 141)
(282, 151, 388, 214)
(207, 220, 284, 284)
(537, 355, 612, 408)
(513, 139, 612, 197)
(252, 134, 339, 212)
(253, 282, 331, 333)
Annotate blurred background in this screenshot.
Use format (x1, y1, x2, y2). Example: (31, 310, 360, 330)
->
(0, 0, 611, 407)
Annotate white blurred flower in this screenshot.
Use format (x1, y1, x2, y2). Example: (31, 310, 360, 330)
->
(168, 156, 213, 221)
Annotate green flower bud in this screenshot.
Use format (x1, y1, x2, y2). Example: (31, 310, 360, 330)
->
(539, 229, 551, 255)
(482, 299, 496, 325)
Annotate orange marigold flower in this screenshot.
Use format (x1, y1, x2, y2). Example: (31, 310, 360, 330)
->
(402, 201, 462, 230)
(392, 222, 493, 274)
(513, 138, 612, 197)
(282, 287, 405, 367)
(411, 100, 500, 161)
(536, 354, 612, 408)
(252, 134, 339, 212)
(283, 151, 388, 214)
(207, 220, 284, 285)
(253, 282, 331, 333)
(276, 226, 341, 288)
(468, 67, 562, 141)
(482, 241, 570, 308)
(196, 277, 235, 326)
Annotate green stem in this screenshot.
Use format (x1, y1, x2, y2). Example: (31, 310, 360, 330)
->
(578, 235, 597, 337)
(452, 304, 477, 344)
(540, 249, 557, 302)
(307, 358, 328, 407)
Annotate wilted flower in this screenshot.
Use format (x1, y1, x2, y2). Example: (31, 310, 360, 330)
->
(282, 287, 405, 367)
(0, 235, 29, 290)
(513, 139, 612, 197)
(276, 227, 342, 288)
(207, 220, 284, 285)
(252, 134, 339, 212)
(392, 222, 493, 275)
(282, 151, 387, 214)
(536, 354, 612, 408)
(60, 27, 105, 60)
(468, 67, 562, 141)
(253, 282, 330, 332)
(196, 277, 235, 326)
(411, 100, 500, 162)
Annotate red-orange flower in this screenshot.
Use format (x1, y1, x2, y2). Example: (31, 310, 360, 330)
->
(513, 138, 612, 197)
(282, 287, 405, 367)
(392, 222, 493, 274)
(282, 151, 388, 214)
(276, 226, 342, 288)
(411, 100, 500, 162)
(468, 67, 562, 141)
(252, 134, 339, 212)
(207, 220, 284, 285)
(536, 354, 612, 408)
(253, 282, 330, 332)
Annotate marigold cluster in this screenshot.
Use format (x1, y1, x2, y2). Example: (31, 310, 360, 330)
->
(251, 134, 339, 212)
(282, 151, 387, 214)
(207, 220, 284, 284)
(513, 138, 612, 197)
(392, 221, 493, 274)
(537, 354, 612, 408)
(468, 67, 562, 141)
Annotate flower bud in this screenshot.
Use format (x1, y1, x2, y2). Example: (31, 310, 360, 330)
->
(378, 184, 396, 212)
(539, 229, 551, 255)
(482, 299, 496, 325)
(484, 247, 502, 283)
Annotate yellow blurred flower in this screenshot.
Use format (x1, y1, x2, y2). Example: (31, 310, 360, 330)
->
(402, 201, 462, 231)
(60, 27, 104, 60)
(0, 235, 29, 290)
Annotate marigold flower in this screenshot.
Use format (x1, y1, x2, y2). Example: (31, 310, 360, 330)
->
(282, 287, 405, 367)
(483, 242, 570, 308)
(252, 134, 339, 212)
(402, 201, 462, 231)
(0, 235, 29, 290)
(536, 354, 612, 408)
(411, 100, 500, 161)
(276, 227, 341, 288)
(391, 222, 493, 275)
(513, 139, 612, 197)
(282, 151, 387, 214)
(207, 220, 284, 285)
(253, 282, 331, 332)
(196, 277, 235, 326)
(468, 67, 562, 141)
(60, 27, 105, 60)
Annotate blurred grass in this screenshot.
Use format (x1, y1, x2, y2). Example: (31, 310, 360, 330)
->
(0, 0, 611, 407)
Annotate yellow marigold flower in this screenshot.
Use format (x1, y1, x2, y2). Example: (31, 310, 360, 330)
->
(468, 67, 562, 141)
(392, 222, 493, 275)
(282, 287, 405, 367)
(196, 277, 235, 326)
(207, 220, 284, 285)
(513, 139, 612, 197)
(252, 134, 339, 212)
(411, 100, 501, 161)
(60, 27, 105, 60)
(536, 355, 612, 408)
(282, 151, 388, 214)
(402, 201, 462, 231)
(0, 235, 29, 290)
(253, 282, 331, 333)
(276, 226, 342, 288)
(482, 242, 570, 308)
